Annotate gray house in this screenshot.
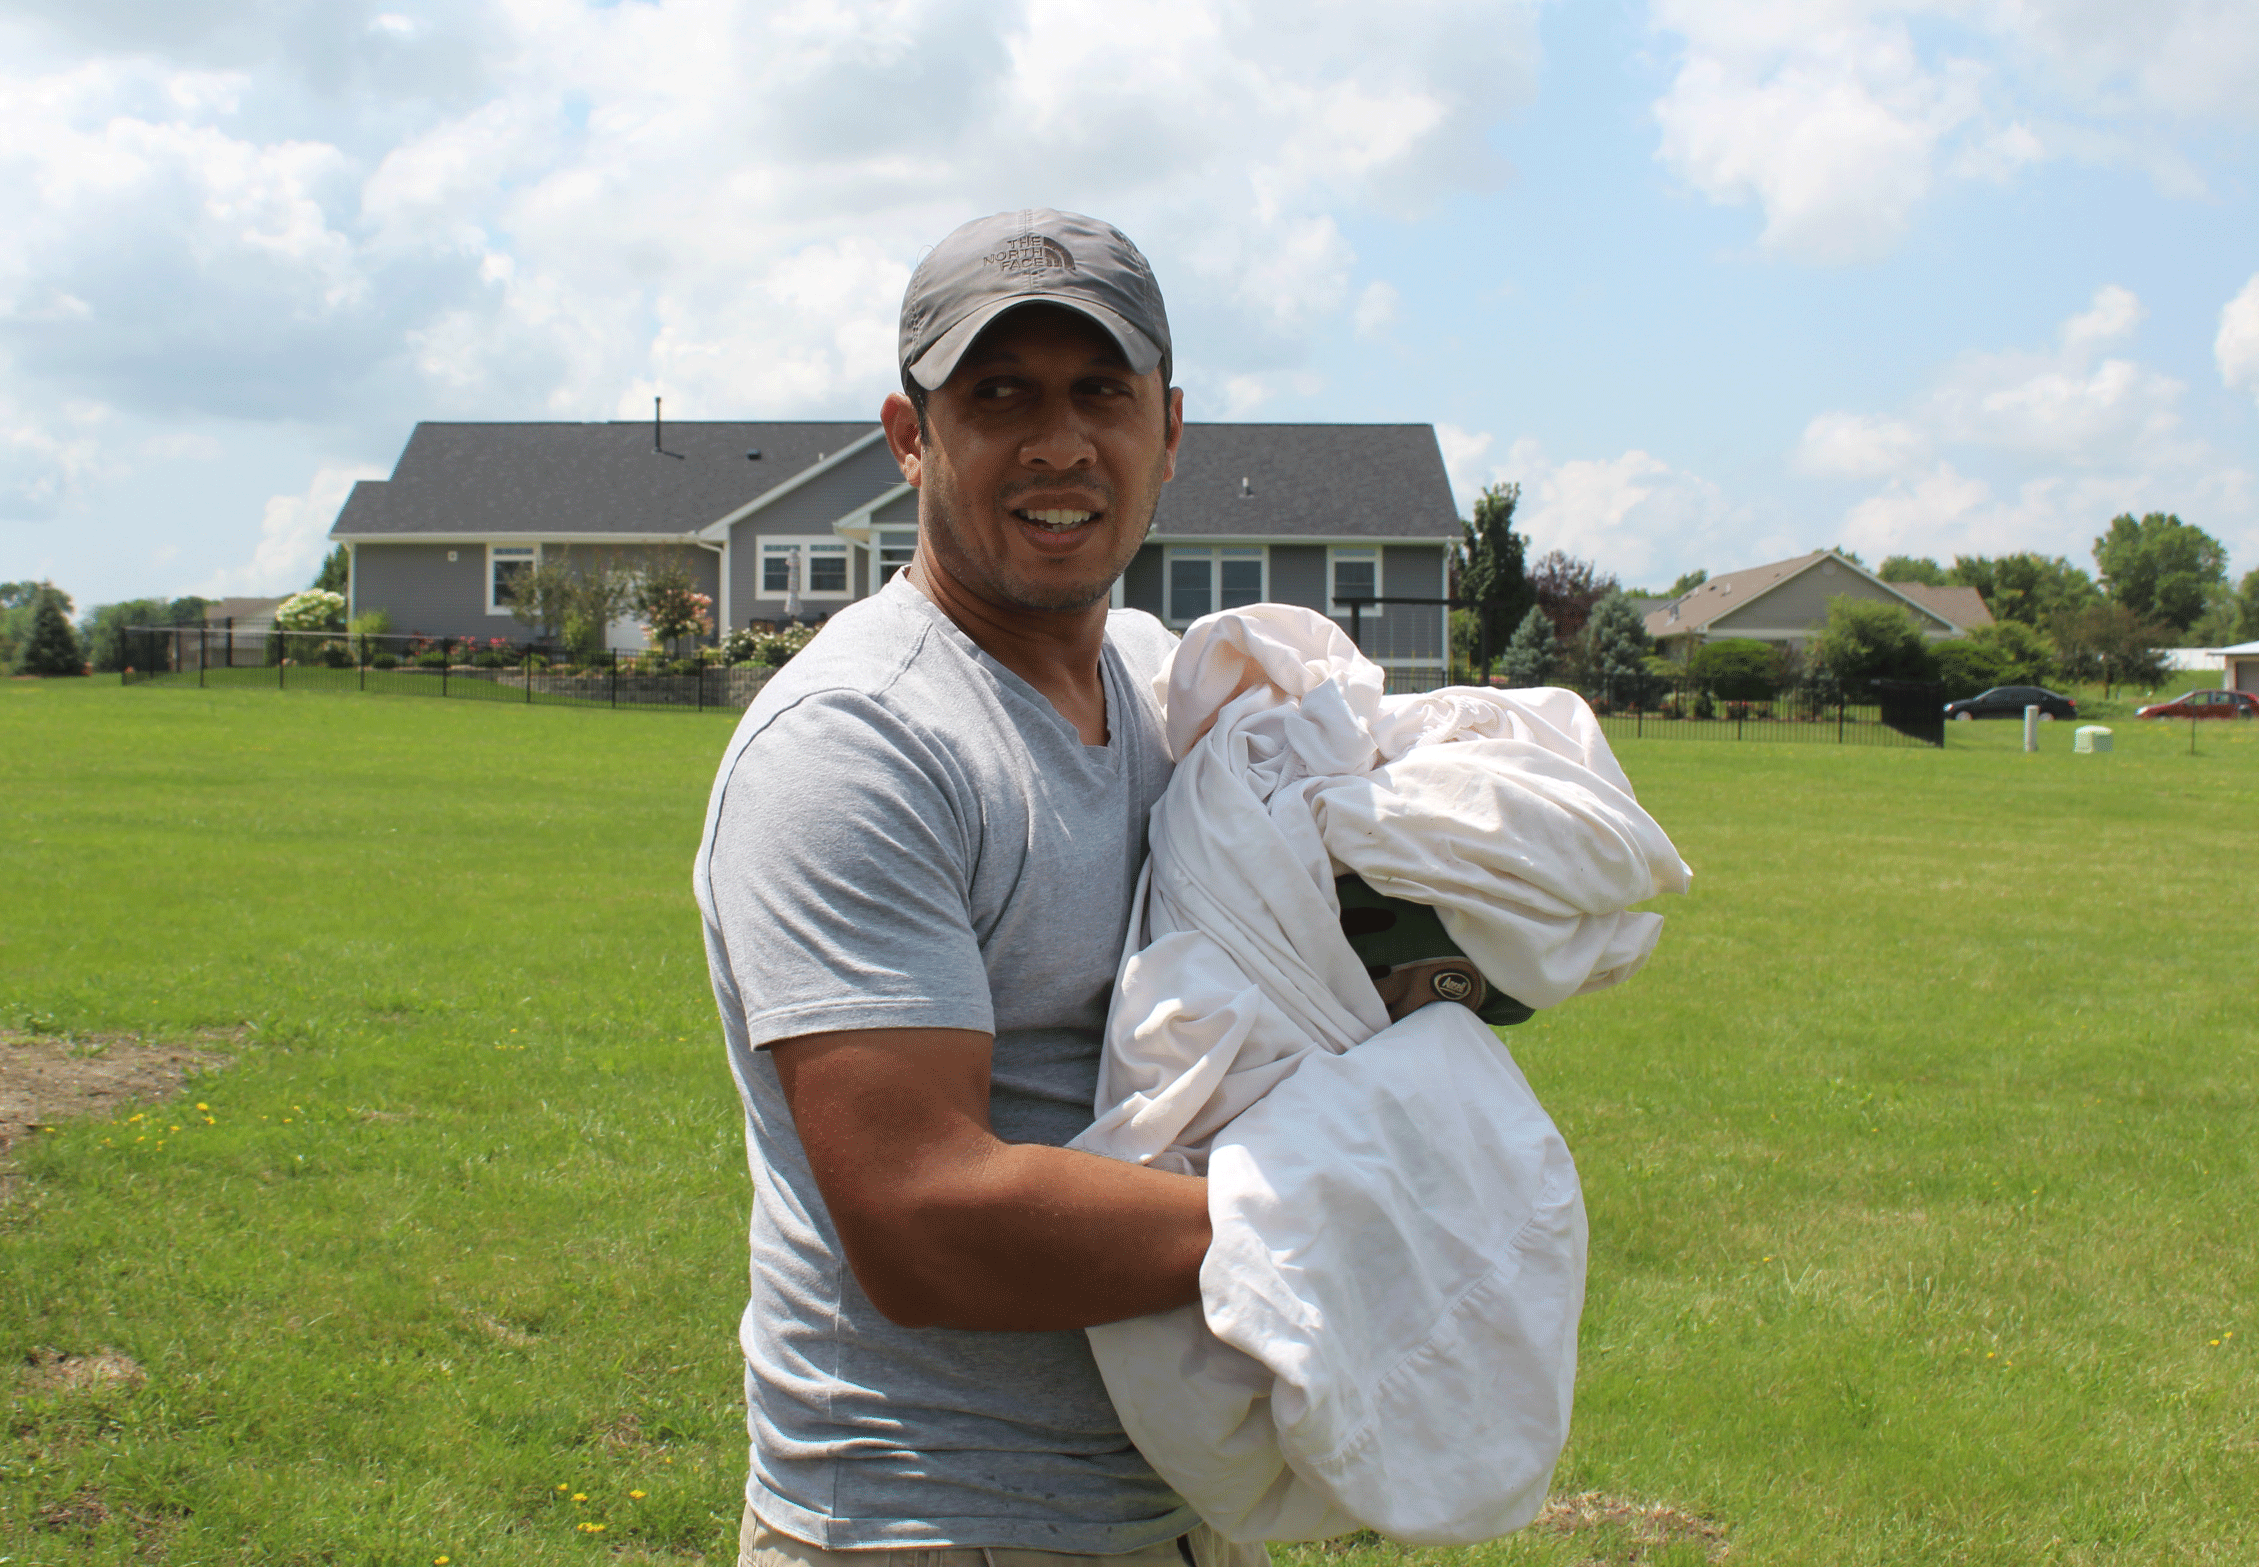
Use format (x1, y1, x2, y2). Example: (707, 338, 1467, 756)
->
(330, 418, 1461, 682)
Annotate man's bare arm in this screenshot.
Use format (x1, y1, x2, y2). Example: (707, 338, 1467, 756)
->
(770, 1027, 1209, 1331)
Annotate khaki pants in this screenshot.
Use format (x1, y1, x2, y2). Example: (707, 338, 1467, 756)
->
(740, 1507, 1271, 1567)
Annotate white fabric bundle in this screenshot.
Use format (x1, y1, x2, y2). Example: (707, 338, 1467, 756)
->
(1072, 604, 1689, 1544)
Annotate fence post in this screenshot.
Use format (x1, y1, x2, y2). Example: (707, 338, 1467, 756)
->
(525, 649, 533, 705)
(697, 656, 706, 712)
(278, 633, 286, 690)
(611, 648, 618, 709)
(441, 638, 450, 698)
(1837, 702, 1845, 744)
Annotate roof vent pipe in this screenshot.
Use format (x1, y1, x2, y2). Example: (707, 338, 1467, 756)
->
(1240, 476, 1252, 498)
(654, 396, 662, 452)
(746, 449, 762, 461)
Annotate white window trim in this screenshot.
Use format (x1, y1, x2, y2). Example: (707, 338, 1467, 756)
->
(874, 527, 918, 591)
(1329, 546, 1385, 621)
(755, 534, 856, 601)
(486, 543, 539, 615)
(1164, 545, 1268, 626)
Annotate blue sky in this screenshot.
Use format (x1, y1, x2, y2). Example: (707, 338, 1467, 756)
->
(3, 0, 2255, 606)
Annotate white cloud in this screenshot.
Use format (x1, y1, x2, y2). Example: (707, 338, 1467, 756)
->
(1447, 430, 1753, 583)
(1805, 285, 2256, 565)
(1646, 1, 2259, 262)
(200, 462, 384, 596)
(1794, 411, 1930, 478)
(1352, 280, 1400, 340)
(2219, 274, 2259, 407)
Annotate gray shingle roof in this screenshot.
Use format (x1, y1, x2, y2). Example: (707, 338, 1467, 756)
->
(1155, 423, 1458, 539)
(331, 419, 1459, 541)
(331, 420, 877, 538)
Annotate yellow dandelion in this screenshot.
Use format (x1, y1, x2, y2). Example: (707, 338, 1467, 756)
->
(196, 1103, 210, 1111)
(572, 1492, 587, 1502)
(590, 1523, 607, 1533)
(629, 1489, 646, 1499)
(2211, 1339, 2221, 1347)
(1986, 1351, 1996, 1359)
(2226, 1331, 2237, 1341)
(661, 1455, 674, 1464)
(557, 1483, 570, 1492)
(436, 1558, 450, 1565)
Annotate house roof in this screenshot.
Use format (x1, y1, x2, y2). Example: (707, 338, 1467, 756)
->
(330, 419, 1460, 543)
(203, 597, 283, 625)
(2211, 640, 2259, 655)
(330, 421, 878, 539)
(1644, 550, 1986, 639)
(1885, 581, 1993, 628)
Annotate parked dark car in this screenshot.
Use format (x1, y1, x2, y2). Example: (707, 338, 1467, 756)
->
(1943, 685, 2078, 722)
(2136, 689, 2259, 720)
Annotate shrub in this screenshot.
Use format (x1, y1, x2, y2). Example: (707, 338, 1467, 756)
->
(1933, 638, 2010, 701)
(414, 649, 448, 669)
(722, 623, 818, 668)
(1816, 596, 1937, 685)
(348, 608, 392, 635)
(1497, 605, 1560, 687)
(370, 653, 400, 670)
(275, 589, 347, 632)
(315, 640, 355, 669)
(1688, 637, 1776, 701)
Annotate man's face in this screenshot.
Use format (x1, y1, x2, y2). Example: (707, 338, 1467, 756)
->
(883, 305, 1182, 615)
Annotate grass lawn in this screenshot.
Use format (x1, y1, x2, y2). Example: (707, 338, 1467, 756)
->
(3, 680, 2254, 1566)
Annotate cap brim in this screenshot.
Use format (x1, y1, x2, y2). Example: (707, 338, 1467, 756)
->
(906, 294, 1162, 391)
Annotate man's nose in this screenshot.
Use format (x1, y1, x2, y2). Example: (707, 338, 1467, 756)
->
(1019, 401, 1099, 471)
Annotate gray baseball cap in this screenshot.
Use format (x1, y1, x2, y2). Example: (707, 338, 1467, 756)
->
(899, 208, 1172, 391)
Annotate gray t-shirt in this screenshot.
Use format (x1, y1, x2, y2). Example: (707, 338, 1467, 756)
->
(692, 574, 1186, 1552)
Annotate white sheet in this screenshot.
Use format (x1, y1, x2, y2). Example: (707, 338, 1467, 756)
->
(1073, 605, 1689, 1544)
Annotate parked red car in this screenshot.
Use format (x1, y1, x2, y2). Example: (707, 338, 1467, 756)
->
(2135, 689, 2259, 719)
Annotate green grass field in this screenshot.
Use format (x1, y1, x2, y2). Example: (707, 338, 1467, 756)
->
(3, 680, 2253, 1566)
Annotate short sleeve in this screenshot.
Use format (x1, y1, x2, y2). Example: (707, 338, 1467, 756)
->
(703, 690, 993, 1048)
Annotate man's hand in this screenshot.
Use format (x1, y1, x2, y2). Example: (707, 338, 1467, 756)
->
(769, 1027, 1210, 1331)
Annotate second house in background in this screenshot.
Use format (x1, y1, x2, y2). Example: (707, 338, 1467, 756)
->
(328, 419, 1460, 688)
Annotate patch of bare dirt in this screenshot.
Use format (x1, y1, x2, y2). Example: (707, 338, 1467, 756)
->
(1531, 1492, 1732, 1563)
(0, 1029, 234, 1155)
(23, 1347, 148, 1395)
(36, 1486, 114, 1531)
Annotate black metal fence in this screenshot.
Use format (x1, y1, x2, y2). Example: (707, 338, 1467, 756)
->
(117, 626, 775, 715)
(1569, 674, 1945, 747)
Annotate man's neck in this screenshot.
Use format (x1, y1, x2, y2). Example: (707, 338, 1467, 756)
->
(908, 558, 1112, 745)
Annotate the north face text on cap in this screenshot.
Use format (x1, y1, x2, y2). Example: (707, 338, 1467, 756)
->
(983, 234, 1076, 278)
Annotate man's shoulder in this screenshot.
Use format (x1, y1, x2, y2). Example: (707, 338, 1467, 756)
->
(1104, 607, 1176, 682)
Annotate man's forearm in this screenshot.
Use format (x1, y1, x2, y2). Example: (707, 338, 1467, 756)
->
(866, 1140, 1208, 1331)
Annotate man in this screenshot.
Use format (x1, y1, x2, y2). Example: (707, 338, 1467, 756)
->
(693, 210, 1261, 1567)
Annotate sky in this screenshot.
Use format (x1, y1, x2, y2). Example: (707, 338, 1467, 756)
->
(3, 0, 2256, 607)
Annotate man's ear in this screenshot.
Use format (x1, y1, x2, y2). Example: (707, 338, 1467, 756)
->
(1161, 385, 1185, 484)
(880, 391, 925, 488)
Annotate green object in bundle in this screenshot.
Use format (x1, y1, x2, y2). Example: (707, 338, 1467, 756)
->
(1334, 874, 1534, 1027)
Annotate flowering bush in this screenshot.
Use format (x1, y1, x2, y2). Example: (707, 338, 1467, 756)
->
(721, 623, 816, 667)
(632, 555, 713, 654)
(275, 589, 347, 632)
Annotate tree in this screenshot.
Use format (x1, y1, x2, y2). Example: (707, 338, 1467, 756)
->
(1879, 555, 1948, 586)
(2093, 512, 2227, 632)
(80, 596, 209, 673)
(2050, 603, 2169, 697)
(1454, 483, 1532, 675)
(20, 590, 85, 675)
(1665, 569, 1707, 597)
(1688, 637, 1776, 700)
(1933, 638, 2010, 701)
(2238, 567, 2259, 643)
(1964, 619, 2054, 685)
(312, 545, 350, 595)
(1815, 596, 1936, 686)
(631, 551, 714, 656)
(4, 582, 74, 673)
(1497, 605, 1560, 687)
(1947, 553, 2099, 627)
(512, 548, 635, 658)
(1528, 550, 1616, 645)
(1576, 590, 1653, 701)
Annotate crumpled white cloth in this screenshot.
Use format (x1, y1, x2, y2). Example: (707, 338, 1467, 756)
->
(1071, 604, 1690, 1545)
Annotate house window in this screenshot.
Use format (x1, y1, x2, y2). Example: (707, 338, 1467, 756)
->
(1330, 547, 1382, 619)
(755, 537, 854, 603)
(877, 529, 917, 587)
(1166, 547, 1265, 624)
(488, 545, 537, 614)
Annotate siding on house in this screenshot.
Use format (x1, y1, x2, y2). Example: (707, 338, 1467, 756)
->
(1267, 544, 1326, 615)
(354, 540, 719, 641)
(1122, 544, 1164, 616)
(1374, 545, 1446, 665)
(1707, 565, 1949, 639)
(725, 442, 902, 628)
(871, 490, 918, 526)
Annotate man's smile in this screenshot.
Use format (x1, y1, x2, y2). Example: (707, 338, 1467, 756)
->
(1014, 507, 1098, 532)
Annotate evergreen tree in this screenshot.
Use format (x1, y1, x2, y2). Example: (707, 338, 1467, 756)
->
(1455, 483, 1532, 674)
(20, 589, 85, 676)
(1498, 604, 1560, 688)
(313, 545, 350, 595)
(1578, 589, 1652, 700)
